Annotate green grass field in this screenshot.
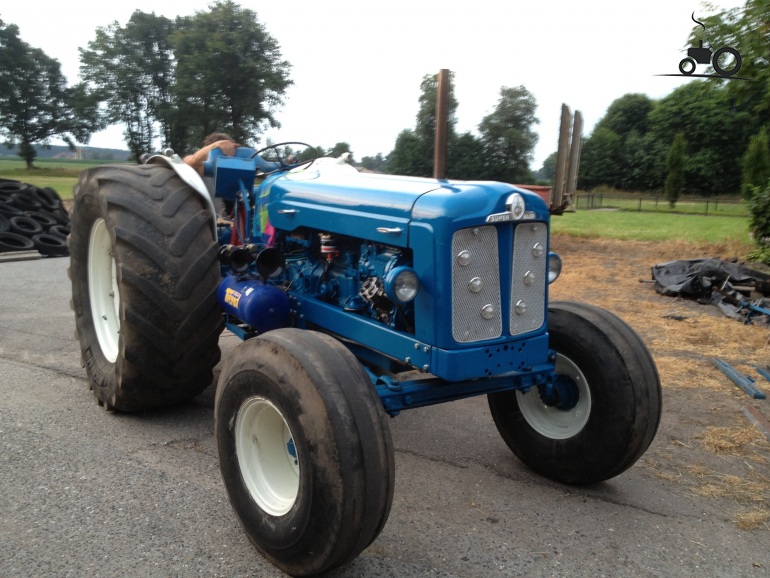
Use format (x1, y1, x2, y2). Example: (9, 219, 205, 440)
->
(550, 208, 752, 244)
(0, 157, 128, 200)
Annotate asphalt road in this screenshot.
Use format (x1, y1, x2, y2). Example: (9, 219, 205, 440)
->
(1, 256, 769, 577)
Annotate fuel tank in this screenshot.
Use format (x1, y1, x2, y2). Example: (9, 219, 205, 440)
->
(217, 275, 290, 333)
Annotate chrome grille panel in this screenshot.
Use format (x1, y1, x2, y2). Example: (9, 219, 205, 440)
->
(510, 223, 548, 335)
(451, 226, 502, 342)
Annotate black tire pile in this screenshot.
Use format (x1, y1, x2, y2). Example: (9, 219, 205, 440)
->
(0, 179, 70, 257)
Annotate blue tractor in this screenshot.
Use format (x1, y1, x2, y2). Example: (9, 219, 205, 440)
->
(69, 143, 661, 577)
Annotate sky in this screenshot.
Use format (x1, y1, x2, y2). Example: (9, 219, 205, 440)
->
(1, 0, 747, 168)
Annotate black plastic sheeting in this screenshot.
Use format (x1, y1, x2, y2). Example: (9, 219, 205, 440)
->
(651, 258, 770, 324)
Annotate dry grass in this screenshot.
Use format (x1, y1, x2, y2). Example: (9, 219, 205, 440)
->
(652, 355, 728, 391)
(690, 475, 768, 503)
(734, 509, 770, 531)
(699, 426, 770, 458)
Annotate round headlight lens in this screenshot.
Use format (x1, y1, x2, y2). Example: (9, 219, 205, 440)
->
(385, 267, 420, 303)
(548, 252, 562, 284)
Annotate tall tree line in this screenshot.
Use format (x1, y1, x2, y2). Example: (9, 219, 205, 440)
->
(577, 84, 750, 196)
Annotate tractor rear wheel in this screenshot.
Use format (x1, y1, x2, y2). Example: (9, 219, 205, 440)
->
(69, 164, 223, 411)
(488, 301, 661, 484)
(215, 329, 395, 577)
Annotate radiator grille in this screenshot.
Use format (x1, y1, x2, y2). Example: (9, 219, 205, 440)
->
(509, 223, 548, 335)
(451, 226, 502, 342)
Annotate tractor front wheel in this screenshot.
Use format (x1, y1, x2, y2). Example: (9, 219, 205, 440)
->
(488, 301, 661, 484)
(69, 164, 223, 411)
(215, 329, 394, 577)
(679, 57, 696, 75)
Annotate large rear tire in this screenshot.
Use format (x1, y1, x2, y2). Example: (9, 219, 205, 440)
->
(488, 301, 661, 484)
(215, 329, 395, 577)
(69, 164, 224, 411)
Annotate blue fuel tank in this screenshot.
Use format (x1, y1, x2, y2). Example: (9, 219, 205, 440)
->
(217, 275, 290, 333)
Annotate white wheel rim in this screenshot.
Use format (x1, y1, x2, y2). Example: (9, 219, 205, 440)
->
(235, 397, 300, 516)
(88, 218, 120, 363)
(516, 353, 591, 440)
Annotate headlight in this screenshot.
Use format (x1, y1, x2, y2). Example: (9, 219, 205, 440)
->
(384, 267, 420, 304)
(548, 252, 562, 284)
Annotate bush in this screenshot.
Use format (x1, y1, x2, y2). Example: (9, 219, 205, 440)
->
(748, 179, 770, 264)
(742, 127, 770, 200)
(665, 133, 686, 208)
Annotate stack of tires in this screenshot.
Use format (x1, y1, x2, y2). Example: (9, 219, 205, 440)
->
(0, 179, 70, 257)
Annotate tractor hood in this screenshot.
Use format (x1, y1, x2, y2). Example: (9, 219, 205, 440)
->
(266, 168, 548, 247)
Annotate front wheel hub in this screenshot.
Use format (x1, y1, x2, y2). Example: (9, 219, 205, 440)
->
(516, 353, 592, 439)
(235, 397, 300, 516)
(539, 375, 580, 411)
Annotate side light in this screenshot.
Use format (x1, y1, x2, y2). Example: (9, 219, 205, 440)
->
(384, 267, 420, 304)
(548, 252, 562, 284)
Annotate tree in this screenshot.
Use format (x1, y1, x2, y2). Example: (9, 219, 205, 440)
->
(388, 129, 427, 176)
(477, 85, 539, 183)
(0, 20, 100, 168)
(741, 127, 770, 199)
(648, 81, 750, 196)
(328, 142, 353, 161)
(80, 11, 177, 160)
(576, 93, 663, 192)
(578, 127, 623, 189)
(622, 130, 667, 192)
(538, 151, 558, 182)
(172, 0, 292, 149)
(447, 132, 486, 180)
(595, 94, 654, 138)
(386, 71, 461, 178)
(748, 180, 770, 260)
(295, 145, 326, 163)
(414, 71, 459, 175)
(665, 132, 687, 207)
(80, 2, 292, 158)
(594, 94, 655, 191)
(687, 1, 770, 127)
(360, 153, 388, 172)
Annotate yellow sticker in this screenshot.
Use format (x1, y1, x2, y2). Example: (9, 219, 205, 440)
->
(225, 288, 242, 308)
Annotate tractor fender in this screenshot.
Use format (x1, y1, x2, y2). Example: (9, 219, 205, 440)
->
(145, 153, 218, 236)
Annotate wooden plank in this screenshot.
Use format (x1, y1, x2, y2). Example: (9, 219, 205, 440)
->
(551, 104, 571, 208)
(565, 110, 583, 205)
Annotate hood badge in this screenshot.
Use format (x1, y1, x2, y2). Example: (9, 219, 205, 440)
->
(486, 193, 535, 223)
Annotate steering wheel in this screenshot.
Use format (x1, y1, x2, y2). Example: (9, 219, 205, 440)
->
(250, 141, 318, 175)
